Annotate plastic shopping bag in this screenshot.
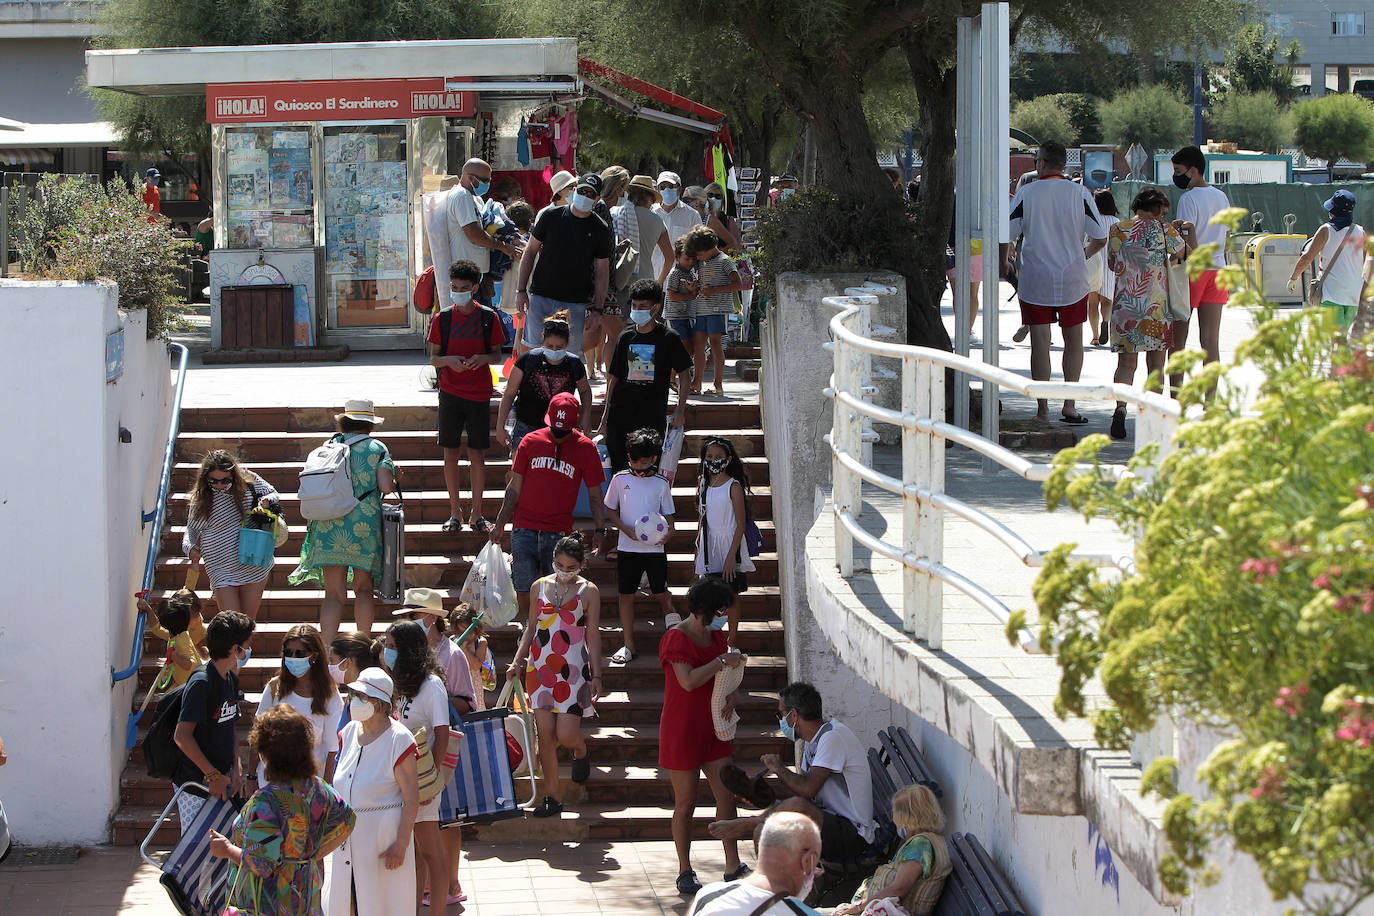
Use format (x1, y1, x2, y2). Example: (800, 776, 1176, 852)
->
(460, 542, 520, 626)
(660, 421, 685, 484)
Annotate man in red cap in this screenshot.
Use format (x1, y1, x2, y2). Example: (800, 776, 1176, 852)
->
(490, 392, 607, 615)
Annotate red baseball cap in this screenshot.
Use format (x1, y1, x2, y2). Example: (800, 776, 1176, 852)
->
(545, 392, 581, 431)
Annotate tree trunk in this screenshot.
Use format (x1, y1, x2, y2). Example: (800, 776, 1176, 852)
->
(905, 30, 958, 329)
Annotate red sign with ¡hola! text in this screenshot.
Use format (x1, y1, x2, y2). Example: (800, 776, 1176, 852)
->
(206, 78, 475, 124)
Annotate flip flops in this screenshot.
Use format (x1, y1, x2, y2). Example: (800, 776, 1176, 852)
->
(1060, 413, 1089, 425)
(441, 517, 463, 533)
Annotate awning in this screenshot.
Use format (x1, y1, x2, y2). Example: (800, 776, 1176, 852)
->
(0, 149, 57, 168)
(0, 122, 120, 149)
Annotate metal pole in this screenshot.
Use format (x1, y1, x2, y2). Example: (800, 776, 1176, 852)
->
(1193, 63, 1204, 146)
(833, 331, 854, 577)
(0, 186, 8, 278)
(980, 3, 1010, 474)
(902, 354, 921, 638)
(927, 360, 946, 649)
(953, 17, 977, 435)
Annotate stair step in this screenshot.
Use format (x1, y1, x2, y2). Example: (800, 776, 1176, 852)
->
(174, 429, 767, 463)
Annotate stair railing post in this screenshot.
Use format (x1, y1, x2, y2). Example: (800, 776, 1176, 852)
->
(903, 353, 924, 639)
(927, 360, 946, 650)
(833, 316, 854, 577)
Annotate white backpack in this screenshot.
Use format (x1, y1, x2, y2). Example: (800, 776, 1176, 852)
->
(298, 434, 372, 521)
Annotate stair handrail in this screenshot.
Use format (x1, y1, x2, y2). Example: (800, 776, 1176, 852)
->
(113, 341, 190, 684)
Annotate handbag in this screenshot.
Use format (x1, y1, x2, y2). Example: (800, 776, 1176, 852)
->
(613, 238, 639, 289)
(1160, 229, 1191, 322)
(236, 508, 281, 569)
(411, 726, 443, 803)
(1308, 226, 1352, 308)
(498, 678, 540, 780)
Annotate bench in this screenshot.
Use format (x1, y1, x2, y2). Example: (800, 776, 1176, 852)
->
(933, 833, 1028, 916)
(810, 747, 903, 905)
(879, 725, 941, 797)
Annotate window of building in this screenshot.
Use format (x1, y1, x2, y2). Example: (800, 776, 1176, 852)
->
(1332, 13, 1365, 36)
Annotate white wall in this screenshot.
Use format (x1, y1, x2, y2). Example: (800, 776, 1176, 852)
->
(0, 280, 171, 844)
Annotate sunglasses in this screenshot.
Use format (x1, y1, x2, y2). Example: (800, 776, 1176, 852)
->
(207, 474, 232, 486)
(282, 648, 312, 659)
(708, 195, 723, 201)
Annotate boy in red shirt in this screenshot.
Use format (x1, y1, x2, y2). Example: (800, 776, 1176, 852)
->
(427, 259, 505, 532)
(142, 168, 162, 223)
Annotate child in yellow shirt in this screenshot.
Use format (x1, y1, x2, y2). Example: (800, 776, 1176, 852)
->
(139, 588, 206, 689)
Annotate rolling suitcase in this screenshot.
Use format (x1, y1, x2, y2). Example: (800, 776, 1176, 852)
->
(141, 783, 239, 916)
(379, 484, 406, 603)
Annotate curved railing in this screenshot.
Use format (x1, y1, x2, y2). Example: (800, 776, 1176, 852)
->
(821, 285, 1179, 653)
(112, 342, 190, 684)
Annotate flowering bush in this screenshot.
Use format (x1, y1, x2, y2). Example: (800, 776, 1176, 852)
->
(7, 173, 190, 337)
(1015, 215, 1374, 912)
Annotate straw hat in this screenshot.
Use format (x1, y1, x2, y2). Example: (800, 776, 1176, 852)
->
(337, 399, 385, 426)
(393, 587, 445, 617)
(627, 174, 662, 205)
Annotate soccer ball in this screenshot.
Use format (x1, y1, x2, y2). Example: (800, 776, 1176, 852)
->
(634, 513, 669, 547)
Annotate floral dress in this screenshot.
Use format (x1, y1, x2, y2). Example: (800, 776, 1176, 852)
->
(1108, 216, 1185, 354)
(224, 776, 354, 916)
(289, 436, 393, 585)
(524, 577, 595, 717)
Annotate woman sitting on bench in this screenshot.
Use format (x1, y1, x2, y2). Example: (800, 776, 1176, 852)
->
(832, 785, 951, 916)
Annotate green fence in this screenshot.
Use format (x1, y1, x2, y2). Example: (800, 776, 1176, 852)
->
(1109, 180, 1373, 238)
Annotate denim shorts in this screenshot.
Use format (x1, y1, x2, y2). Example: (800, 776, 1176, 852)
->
(511, 527, 566, 593)
(509, 419, 538, 457)
(694, 313, 726, 335)
(669, 318, 696, 341)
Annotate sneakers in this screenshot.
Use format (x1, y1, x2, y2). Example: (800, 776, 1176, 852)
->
(1012, 324, 1030, 343)
(724, 864, 753, 881)
(570, 750, 591, 783)
(676, 870, 703, 895)
(531, 796, 564, 818)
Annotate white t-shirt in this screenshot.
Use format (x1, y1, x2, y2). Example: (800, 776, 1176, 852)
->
(802, 720, 876, 843)
(1007, 176, 1107, 306)
(254, 683, 343, 783)
(1176, 184, 1230, 269)
(689, 881, 820, 916)
(603, 470, 676, 553)
(394, 673, 450, 754)
(446, 185, 491, 274)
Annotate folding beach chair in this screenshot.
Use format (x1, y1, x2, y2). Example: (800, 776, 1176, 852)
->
(439, 707, 535, 826)
(140, 783, 239, 916)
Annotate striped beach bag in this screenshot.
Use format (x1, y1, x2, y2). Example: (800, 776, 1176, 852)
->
(438, 708, 533, 826)
(141, 783, 239, 916)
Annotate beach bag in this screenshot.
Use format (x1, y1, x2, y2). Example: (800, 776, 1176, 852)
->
(236, 508, 282, 568)
(297, 434, 372, 521)
(1161, 233, 1191, 322)
(660, 421, 685, 484)
(459, 542, 520, 626)
(498, 679, 540, 784)
(613, 239, 639, 289)
(413, 264, 438, 315)
(378, 486, 406, 603)
(411, 727, 443, 804)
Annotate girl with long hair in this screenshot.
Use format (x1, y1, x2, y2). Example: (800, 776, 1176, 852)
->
(184, 449, 279, 620)
(254, 625, 342, 783)
(694, 436, 755, 648)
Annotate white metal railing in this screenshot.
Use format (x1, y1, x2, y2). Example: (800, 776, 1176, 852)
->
(821, 285, 1180, 656)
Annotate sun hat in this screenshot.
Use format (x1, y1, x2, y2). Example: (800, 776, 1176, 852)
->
(337, 399, 384, 426)
(393, 587, 445, 617)
(549, 170, 577, 197)
(627, 174, 662, 205)
(346, 667, 394, 704)
(656, 170, 682, 188)
(545, 392, 581, 431)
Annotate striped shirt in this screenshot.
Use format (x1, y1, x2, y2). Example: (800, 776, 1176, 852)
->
(664, 265, 698, 320)
(183, 471, 279, 589)
(694, 253, 738, 316)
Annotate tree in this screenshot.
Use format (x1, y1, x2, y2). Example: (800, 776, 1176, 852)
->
(1209, 90, 1293, 152)
(1011, 95, 1079, 146)
(1098, 85, 1192, 151)
(1221, 23, 1301, 104)
(1293, 93, 1374, 180)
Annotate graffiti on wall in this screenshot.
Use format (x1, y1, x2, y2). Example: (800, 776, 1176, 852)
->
(1088, 824, 1121, 903)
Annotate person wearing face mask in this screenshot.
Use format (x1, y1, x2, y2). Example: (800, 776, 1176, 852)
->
(253, 624, 342, 784)
(702, 182, 741, 252)
(770, 174, 799, 209)
(660, 576, 748, 895)
(427, 259, 506, 535)
(833, 785, 951, 916)
(708, 683, 877, 867)
(1287, 190, 1369, 335)
(323, 667, 420, 916)
(690, 811, 825, 915)
(654, 171, 704, 278)
(514, 172, 613, 358)
(489, 392, 607, 620)
(446, 157, 524, 303)
(171, 610, 256, 832)
(142, 167, 162, 223)
(598, 279, 694, 473)
(603, 428, 678, 665)
(328, 631, 379, 729)
(505, 536, 602, 818)
(1167, 145, 1231, 391)
(695, 437, 755, 647)
(495, 311, 593, 456)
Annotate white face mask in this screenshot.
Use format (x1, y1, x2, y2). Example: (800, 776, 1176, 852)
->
(450, 290, 473, 307)
(543, 347, 567, 363)
(571, 192, 596, 212)
(328, 663, 347, 685)
(349, 697, 375, 721)
(554, 568, 580, 584)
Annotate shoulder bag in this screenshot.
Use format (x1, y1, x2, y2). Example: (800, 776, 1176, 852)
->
(1161, 226, 1191, 321)
(1308, 226, 1352, 308)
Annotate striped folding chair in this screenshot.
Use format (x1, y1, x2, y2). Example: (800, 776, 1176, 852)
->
(439, 707, 533, 826)
(140, 784, 239, 916)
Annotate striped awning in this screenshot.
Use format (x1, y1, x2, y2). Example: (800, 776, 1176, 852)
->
(0, 149, 56, 168)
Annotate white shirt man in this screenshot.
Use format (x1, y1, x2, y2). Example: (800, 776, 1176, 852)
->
(690, 812, 825, 916)
(445, 158, 523, 293)
(652, 170, 704, 278)
(1169, 145, 1232, 372)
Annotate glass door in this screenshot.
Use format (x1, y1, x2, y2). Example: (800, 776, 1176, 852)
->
(321, 124, 410, 329)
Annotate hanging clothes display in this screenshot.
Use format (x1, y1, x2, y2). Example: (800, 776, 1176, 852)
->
(516, 117, 531, 167)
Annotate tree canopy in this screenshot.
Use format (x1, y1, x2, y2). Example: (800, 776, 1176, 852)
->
(1293, 94, 1374, 180)
(1219, 23, 1301, 103)
(1098, 85, 1193, 152)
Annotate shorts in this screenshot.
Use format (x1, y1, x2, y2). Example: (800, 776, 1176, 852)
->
(669, 318, 696, 341)
(1189, 269, 1227, 309)
(617, 550, 668, 595)
(1323, 301, 1358, 331)
(694, 313, 727, 335)
(1018, 294, 1087, 328)
(511, 527, 565, 593)
(820, 811, 874, 862)
(526, 294, 587, 356)
(945, 252, 984, 284)
(438, 390, 491, 451)
(416, 793, 440, 824)
(509, 419, 538, 456)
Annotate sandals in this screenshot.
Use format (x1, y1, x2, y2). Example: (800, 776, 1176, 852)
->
(609, 646, 639, 666)
(1060, 413, 1089, 425)
(604, 547, 619, 562)
(441, 517, 463, 533)
(472, 516, 494, 535)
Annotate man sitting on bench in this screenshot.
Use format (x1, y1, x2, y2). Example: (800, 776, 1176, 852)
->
(709, 682, 878, 862)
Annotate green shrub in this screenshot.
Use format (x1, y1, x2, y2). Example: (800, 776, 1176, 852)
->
(1098, 85, 1192, 151)
(1011, 95, 1079, 146)
(1294, 93, 1374, 177)
(1209, 90, 1293, 152)
(6, 174, 189, 337)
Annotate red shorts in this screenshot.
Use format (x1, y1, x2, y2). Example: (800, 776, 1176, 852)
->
(1019, 294, 1088, 328)
(1189, 269, 1227, 309)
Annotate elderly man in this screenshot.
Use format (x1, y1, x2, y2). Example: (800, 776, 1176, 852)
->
(514, 172, 613, 357)
(652, 170, 705, 278)
(447, 157, 524, 302)
(689, 812, 824, 915)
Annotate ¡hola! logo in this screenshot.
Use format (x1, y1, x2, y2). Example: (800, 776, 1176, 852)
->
(215, 96, 266, 118)
(411, 90, 469, 112)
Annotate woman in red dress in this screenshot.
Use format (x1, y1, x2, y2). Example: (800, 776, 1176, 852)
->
(659, 576, 747, 895)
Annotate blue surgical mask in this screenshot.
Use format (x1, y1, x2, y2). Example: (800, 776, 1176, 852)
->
(779, 712, 796, 741)
(284, 656, 311, 677)
(630, 309, 653, 327)
(383, 647, 399, 670)
(450, 290, 473, 307)
(474, 179, 491, 196)
(543, 347, 567, 363)
(237, 646, 252, 670)
(660, 188, 679, 206)
(572, 192, 596, 212)
(710, 614, 728, 631)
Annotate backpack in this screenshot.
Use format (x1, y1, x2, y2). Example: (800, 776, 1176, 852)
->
(413, 265, 439, 314)
(438, 304, 513, 355)
(298, 433, 374, 521)
(144, 683, 188, 780)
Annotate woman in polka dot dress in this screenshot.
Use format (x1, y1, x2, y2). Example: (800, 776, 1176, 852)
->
(505, 536, 602, 818)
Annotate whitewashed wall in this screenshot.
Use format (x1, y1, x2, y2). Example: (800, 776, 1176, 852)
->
(0, 280, 171, 844)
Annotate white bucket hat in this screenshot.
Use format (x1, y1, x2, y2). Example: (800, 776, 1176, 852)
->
(337, 399, 384, 426)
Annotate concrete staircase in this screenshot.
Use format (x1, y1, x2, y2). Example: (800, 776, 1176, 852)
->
(113, 374, 789, 845)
